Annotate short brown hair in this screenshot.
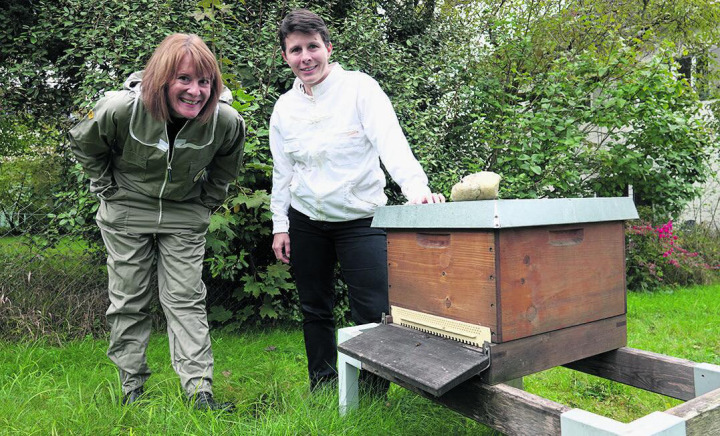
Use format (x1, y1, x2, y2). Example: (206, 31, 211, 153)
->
(141, 33, 223, 124)
(278, 9, 331, 53)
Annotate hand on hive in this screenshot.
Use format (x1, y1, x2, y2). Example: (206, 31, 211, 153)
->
(408, 192, 446, 204)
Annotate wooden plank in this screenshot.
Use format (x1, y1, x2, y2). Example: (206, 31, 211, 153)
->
(482, 315, 627, 384)
(497, 222, 627, 341)
(362, 364, 571, 436)
(337, 324, 490, 396)
(387, 231, 498, 333)
(665, 387, 720, 435)
(564, 347, 696, 401)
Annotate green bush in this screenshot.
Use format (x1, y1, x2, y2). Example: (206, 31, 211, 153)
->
(0, 131, 65, 235)
(662, 222, 720, 285)
(2, 0, 720, 334)
(626, 209, 720, 291)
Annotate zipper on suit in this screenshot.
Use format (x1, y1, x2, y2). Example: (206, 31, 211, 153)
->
(157, 122, 184, 226)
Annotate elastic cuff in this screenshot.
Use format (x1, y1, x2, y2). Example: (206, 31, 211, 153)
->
(272, 219, 290, 234)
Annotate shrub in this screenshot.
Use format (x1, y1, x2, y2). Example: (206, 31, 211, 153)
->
(3, 0, 720, 335)
(626, 216, 719, 292)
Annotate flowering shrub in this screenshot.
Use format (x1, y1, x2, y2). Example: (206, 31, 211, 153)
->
(626, 219, 720, 292)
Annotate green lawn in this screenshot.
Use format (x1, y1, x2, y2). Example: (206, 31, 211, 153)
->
(526, 284, 720, 424)
(0, 284, 718, 435)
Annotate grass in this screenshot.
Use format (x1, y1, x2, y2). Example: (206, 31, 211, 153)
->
(526, 283, 720, 423)
(0, 330, 492, 435)
(1, 284, 718, 435)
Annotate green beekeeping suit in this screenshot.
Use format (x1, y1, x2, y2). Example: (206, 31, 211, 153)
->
(68, 72, 245, 397)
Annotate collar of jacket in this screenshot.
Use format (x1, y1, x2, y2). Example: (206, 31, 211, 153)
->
(293, 62, 343, 99)
(121, 71, 233, 149)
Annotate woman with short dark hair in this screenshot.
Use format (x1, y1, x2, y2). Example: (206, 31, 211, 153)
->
(270, 9, 444, 391)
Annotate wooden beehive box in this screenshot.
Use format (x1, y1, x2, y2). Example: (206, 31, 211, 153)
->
(372, 197, 639, 383)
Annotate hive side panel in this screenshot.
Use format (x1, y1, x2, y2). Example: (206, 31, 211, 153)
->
(387, 231, 498, 332)
(497, 222, 627, 342)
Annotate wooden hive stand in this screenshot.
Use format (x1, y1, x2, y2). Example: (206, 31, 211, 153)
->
(338, 323, 720, 435)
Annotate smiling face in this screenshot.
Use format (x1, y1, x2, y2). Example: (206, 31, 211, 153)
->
(282, 31, 333, 95)
(167, 54, 212, 119)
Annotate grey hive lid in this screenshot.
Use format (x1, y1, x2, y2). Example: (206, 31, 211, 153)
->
(372, 197, 639, 229)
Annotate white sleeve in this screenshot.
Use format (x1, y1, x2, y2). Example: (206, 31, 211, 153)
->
(358, 76, 431, 201)
(269, 108, 293, 233)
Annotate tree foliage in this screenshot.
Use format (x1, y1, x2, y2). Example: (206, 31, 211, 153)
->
(1, 0, 719, 326)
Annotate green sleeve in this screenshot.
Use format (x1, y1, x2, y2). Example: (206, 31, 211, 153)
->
(67, 94, 124, 198)
(200, 106, 246, 208)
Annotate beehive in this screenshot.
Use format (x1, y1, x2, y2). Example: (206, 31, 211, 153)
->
(371, 197, 638, 384)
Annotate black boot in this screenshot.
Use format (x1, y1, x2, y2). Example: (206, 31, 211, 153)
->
(121, 386, 145, 405)
(190, 391, 236, 412)
(309, 374, 338, 392)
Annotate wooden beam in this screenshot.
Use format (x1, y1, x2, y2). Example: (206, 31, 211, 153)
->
(364, 363, 571, 436)
(564, 347, 696, 400)
(428, 379, 571, 436)
(665, 387, 720, 436)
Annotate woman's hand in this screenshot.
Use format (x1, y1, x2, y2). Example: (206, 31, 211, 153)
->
(272, 232, 291, 264)
(408, 193, 446, 204)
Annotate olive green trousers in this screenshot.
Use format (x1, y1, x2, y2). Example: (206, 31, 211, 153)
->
(100, 227, 214, 396)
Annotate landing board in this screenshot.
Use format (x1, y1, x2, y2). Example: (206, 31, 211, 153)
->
(337, 323, 490, 396)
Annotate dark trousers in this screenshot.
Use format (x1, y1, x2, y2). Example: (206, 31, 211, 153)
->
(289, 208, 389, 386)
